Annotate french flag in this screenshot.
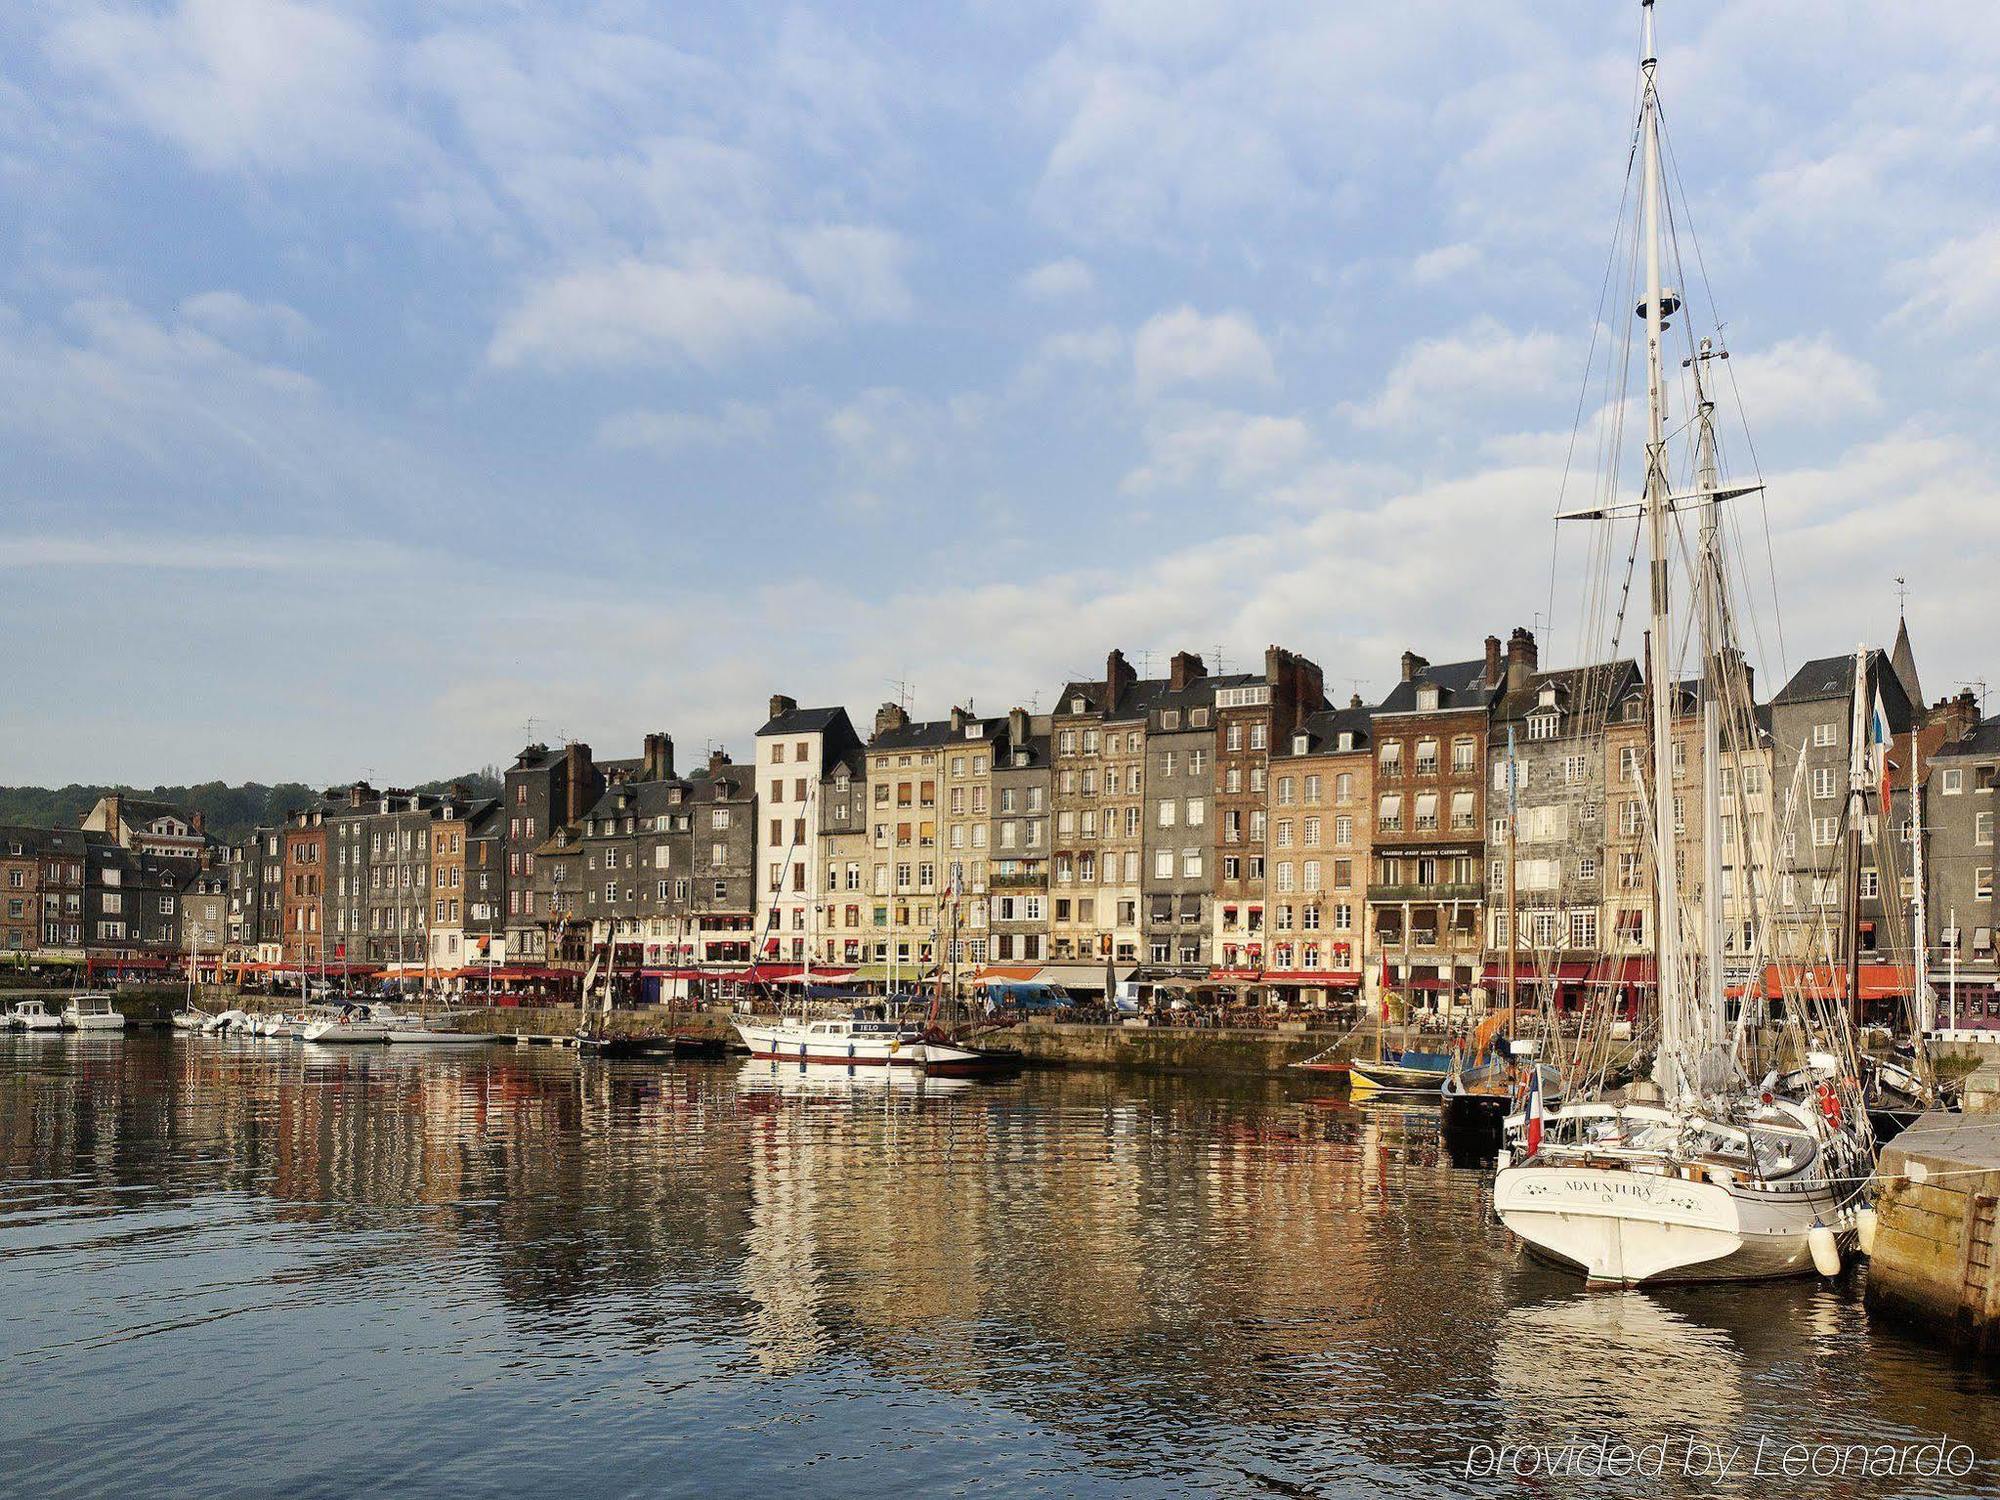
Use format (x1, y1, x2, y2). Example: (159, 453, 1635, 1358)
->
(1869, 687, 1895, 817)
(1524, 1068, 1545, 1157)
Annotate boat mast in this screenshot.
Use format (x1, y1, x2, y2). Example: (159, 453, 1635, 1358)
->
(1845, 646, 1869, 1028)
(1910, 724, 1931, 1033)
(1505, 723, 1518, 1037)
(1638, 0, 1690, 1101)
(1693, 346, 1726, 1041)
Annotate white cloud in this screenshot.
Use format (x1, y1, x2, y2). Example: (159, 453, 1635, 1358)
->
(596, 402, 775, 456)
(1725, 336, 1881, 430)
(1343, 317, 1566, 431)
(1410, 242, 1480, 285)
(1121, 406, 1313, 494)
(178, 290, 312, 354)
(1132, 306, 1276, 398)
(1019, 258, 1094, 300)
(1036, 324, 1123, 366)
(51, 0, 414, 171)
(785, 224, 913, 320)
(488, 261, 821, 372)
(1888, 225, 2000, 333)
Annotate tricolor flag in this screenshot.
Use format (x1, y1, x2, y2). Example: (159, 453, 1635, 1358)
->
(1523, 1067, 1545, 1157)
(1868, 686, 1895, 816)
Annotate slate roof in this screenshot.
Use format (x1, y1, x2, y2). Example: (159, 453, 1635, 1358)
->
(759, 705, 850, 736)
(1490, 659, 1642, 726)
(1936, 715, 2000, 760)
(1276, 703, 1374, 757)
(1374, 658, 1500, 715)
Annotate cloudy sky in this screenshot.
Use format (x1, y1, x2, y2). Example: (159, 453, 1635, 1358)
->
(3, 1, 1995, 786)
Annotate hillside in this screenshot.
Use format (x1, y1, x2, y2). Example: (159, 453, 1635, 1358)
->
(0, 771, 503, 845)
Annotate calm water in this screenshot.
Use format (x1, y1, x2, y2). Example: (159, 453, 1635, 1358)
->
(2, 1036, 1996, 1499)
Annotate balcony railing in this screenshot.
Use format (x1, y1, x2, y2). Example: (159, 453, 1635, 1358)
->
(1368, 882, 1483, 904)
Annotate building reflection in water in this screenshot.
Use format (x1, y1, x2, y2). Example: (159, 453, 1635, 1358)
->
(3, 1035, 1998, 1497)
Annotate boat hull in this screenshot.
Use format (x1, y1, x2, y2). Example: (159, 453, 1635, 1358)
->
(386, 1029, 493, 1045)
(1493, 1163, 1846, 1285)
(302, 1021, 389, 1044)
(10, 1014, 64, 1032)
(1348, 1059, 1450, 1093)
(733, 1021, 998, 1073)
(64, 1012, 126, 1031)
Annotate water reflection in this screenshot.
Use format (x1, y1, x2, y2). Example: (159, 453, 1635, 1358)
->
(0, 1035, 1995, 1498)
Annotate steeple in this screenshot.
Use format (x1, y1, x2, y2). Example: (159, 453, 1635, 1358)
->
(1890, 613, 1923, 707)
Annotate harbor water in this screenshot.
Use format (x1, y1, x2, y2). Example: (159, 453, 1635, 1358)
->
(2, 1035, 1997, 1498)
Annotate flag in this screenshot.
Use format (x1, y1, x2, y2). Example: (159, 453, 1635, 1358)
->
(1524, 1067, 1545, 1157)
(1868, 686, 1895, 815)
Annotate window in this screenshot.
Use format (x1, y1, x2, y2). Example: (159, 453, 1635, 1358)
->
(1859, 869, 1879, 899)
(1450, 791, 1475, 829)
(1811, 767, 1837, 800)
(1414, 793, 1438, 831)
(1813, 722, 1836, 748)
(1415, 739, 1439, 775)
(1619, 745, 1641, 782)
(1379, 794, 1403, 831)
(1977, 868, 1994, 900)
(1812, 816, 1838, 848)
(1942, 768, 1964, 795)
(1979, 811, 1995, 847)
(1527, 714, 1558, 742)
(1379, 741, 1402, 775)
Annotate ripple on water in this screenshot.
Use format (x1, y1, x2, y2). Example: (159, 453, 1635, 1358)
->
(0, 1037, 1997, 1498)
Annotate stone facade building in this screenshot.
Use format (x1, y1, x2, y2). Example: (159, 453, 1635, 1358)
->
(1928, 713, 1999, 1017)
(1369, 638, 1507, 1010)
(1141, 654, 1219, 977)
(989, 708, 1052, 966)
(503, 742, 604, 963)
(756, 698, 863, 967)
(1267, 700, 1373, 1005)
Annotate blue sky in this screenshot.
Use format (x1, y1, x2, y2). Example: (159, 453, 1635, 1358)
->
(3, 1, 1996, 785)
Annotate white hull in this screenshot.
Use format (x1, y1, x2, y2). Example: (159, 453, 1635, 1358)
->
(9, 1011, 64, 1032)
(386, 1028, 493, 1045)
(302, 1020, 389, 1044)
(1493, 1164, 1851, 1285)
(170, 1010, 208, 1032)
(63, 1010, 126, 1032)
(733, 1019, 986, 1071)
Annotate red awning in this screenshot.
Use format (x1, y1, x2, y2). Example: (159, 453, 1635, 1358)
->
(1744, 963, 1914, 1002)
(1262, 970, 1363, 986)
(1482, 960, 1599, 985)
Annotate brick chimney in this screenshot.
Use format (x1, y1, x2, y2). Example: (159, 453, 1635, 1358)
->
(874, 701, 909, 738)
(949, 705, 968, 732)
(1008, 706, 1030, 748)
(1350, 692, 1364, 709)
(1400, 650, 1429, 682)
(191, 811, 205, 834)
(1933, 689, 1980, 741)
(1506, 627, 1538, 695)
(643, 732, 674, 781)
(1169, 651, 1206, 691)
(563, 742, 594, 823)
(1485, 635, 1503, 688)
(708, 748, 730, 775)
(767, 693, 797, 722)
(1106, 648, 1137, 707)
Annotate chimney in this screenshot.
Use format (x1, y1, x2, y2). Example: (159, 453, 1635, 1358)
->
(1400, 650, 1429, 682)
(874, 701, 909, 738)
(1106, 648, 1136, 706)
(1169, 651, 1206, 691)
(1350, 692, 1364, 710)
(708, 748, 730, 775)
(191, 811, 205, 834)
(643, 732, 674, 781)
(1506, 627, 1538, 695)
(767, 693, 797, 722)
(1008, 706, 1030, 748)
(1485, 635, 1503, 688)
(564, 742, 593, 823)
(950, 705, 968, 732)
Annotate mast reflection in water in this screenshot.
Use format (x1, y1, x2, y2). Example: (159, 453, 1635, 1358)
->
(0, 1036, 1994, 1497)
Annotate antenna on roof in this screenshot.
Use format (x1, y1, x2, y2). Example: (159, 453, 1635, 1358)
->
(888, 675, 913, 713)
(1135, 649, 1153, 679)
(1964, 678, 1991, 715)
(1895, 574, 1909, 617)
(525, 717, 540, 744)
(1212, 644, 1227, 676)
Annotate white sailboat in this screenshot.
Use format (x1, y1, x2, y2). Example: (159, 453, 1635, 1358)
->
(1491, 0, 1873, 1285)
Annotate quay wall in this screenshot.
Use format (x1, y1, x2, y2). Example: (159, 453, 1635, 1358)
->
(1868, 1114, 2000, 1357)
(1007, 1021, 1363, 1076)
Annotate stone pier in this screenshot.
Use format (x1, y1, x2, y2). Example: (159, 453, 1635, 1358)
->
(1868, 1114, 2000, 1357)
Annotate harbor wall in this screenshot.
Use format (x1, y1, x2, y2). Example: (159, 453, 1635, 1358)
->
(1868, 1114, 2000, 1356)
(1006, 1021, 1363, 1076)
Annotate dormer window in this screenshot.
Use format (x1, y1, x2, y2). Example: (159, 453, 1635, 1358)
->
(1293, 733, 1310, 754)
(1071, 697, 1086, 714)
(1337, 732, 1355, 752)
(1538, 684, 1558, 708)
(1417, 685, 1441, 711)
(1014, 751, 1029, 767)
(1528, 712, 1560, 742)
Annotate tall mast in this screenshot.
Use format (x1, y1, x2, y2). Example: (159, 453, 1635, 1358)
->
(1845, 646, 1869, 1028)
(1692, 345, 1726, 1042)
(1639, 0, 1689, 1100)
(1911, 724, 1931, 1032)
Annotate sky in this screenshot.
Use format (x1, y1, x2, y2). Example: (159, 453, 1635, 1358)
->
(2, 0, 1996, 787)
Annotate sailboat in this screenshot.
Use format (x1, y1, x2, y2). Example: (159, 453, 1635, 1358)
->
(1491, 0, 1874, 1285)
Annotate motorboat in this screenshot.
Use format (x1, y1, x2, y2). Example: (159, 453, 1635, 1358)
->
(734, 1010, 1011, 1075)
(201, 1008, 254, 1036)
(8, 998, 65, 1032)
(62, 993, 126, 1031)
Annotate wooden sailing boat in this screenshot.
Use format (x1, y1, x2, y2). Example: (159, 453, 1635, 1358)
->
(1491, 0, 1875, 1284)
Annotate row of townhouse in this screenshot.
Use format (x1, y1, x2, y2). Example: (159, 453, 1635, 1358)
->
(10, 614, 1993, 1017)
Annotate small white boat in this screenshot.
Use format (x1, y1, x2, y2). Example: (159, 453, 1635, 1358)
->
(8, 999, 65, 1032)
(256, 1012, 309, 1039)
(302, 1007, 390, 1044)
(202, 1008, 253, 1036)
(171, 1007, 210, 1032)
(733, 1012, 997, 1073)
(62, 994, 127, 1032)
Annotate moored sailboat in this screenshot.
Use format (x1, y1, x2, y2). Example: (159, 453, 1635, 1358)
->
(1491, 0, 1874, 1285)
